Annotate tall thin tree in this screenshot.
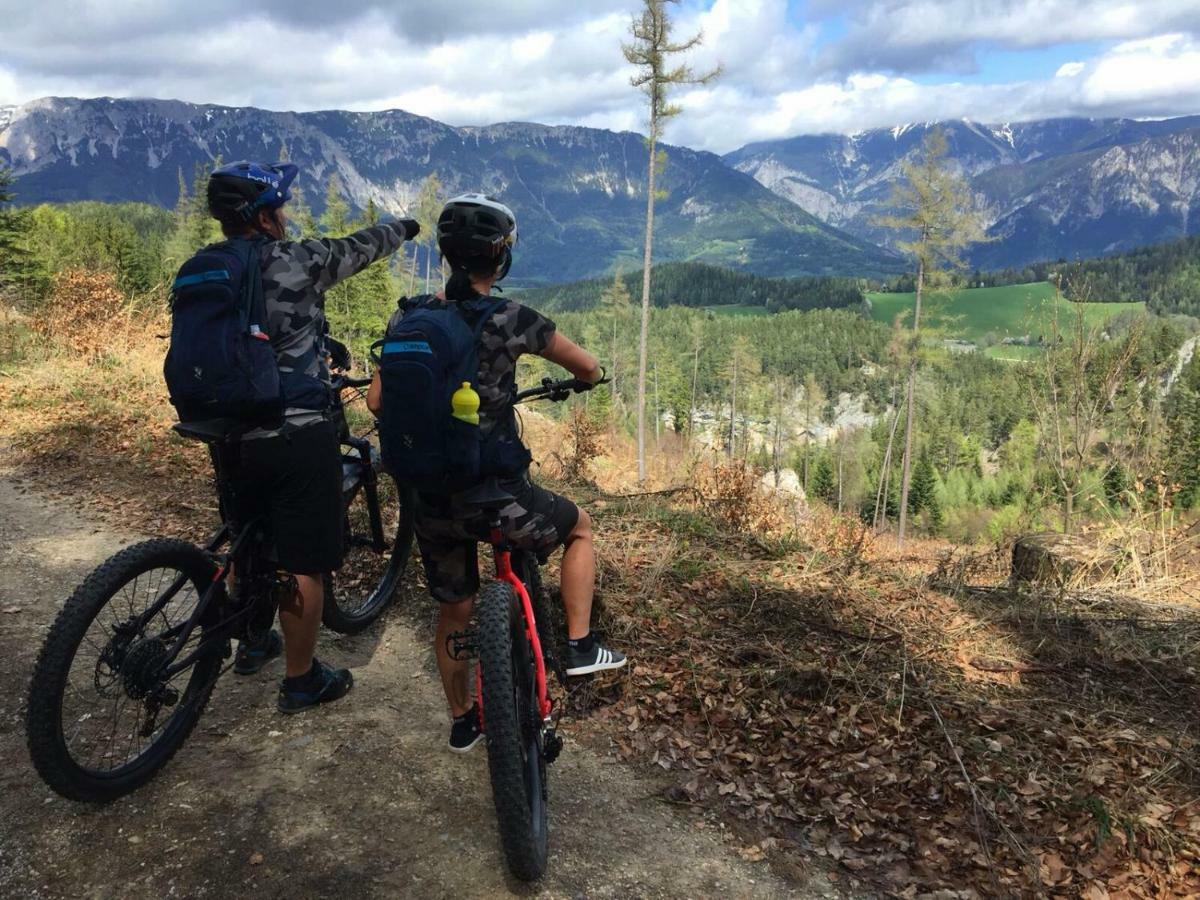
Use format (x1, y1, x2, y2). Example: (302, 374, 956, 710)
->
(623, 0, 720, 484)
(876, 130, 986, 545)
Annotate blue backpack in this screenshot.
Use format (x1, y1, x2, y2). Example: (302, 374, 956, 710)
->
(163, 238, 283, 424)
(372, 296, 507, 487)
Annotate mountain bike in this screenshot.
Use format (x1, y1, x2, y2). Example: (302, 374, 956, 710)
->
(450, 375, 604, 881)
(25, 374, 413, 801)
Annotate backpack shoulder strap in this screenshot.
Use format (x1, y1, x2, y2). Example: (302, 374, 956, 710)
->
(224, 236, 267, 333)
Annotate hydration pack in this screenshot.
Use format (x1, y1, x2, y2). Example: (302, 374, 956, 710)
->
(373, 295, 521, 488)
(163, 238, 283, 424)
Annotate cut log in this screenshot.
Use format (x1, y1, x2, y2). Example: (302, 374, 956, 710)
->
(1010, 532, 1122, 589)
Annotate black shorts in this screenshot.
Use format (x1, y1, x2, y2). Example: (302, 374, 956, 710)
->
(414, 474, 580, 603)
(233, 419, 344, 575)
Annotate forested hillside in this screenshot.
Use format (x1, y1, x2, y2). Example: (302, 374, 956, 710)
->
(516, 262, 866, 313)
(3, 175, 1199, 545)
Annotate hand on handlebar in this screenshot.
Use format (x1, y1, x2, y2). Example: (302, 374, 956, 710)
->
(571, 366, 609, 393)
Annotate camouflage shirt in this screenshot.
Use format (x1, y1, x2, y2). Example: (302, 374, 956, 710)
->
(244, 222, 409, 440)
(386, 294, 557, 440)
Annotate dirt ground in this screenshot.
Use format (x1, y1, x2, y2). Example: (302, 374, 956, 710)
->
(0, 461, 843, 900)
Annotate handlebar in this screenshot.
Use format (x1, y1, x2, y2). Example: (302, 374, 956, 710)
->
(332, 374, 372, 391)
(515, 372, 609, 404)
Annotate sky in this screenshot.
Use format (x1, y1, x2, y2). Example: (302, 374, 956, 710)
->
(1, 0, 1199, 153)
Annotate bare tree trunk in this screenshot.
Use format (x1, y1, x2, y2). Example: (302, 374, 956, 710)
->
(874, 383, 901, 529)
(611, 315, 619, 400)
(689, 345, 699, 443)
(772, 379, 783, 487)
(407, 245, 418, 296)
(636, 134, 657, 485)
(653, 362, 661, 445)
(897, 254, 926, 547)
(424, 243, 432, 294)
(727, 353, 738, 459)
(837, 436, 845, 513)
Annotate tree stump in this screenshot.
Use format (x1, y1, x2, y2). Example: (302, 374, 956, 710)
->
(1010, 532, 1121, 589)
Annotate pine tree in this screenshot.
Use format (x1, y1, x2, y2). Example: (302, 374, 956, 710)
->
(0, 167, 34, 300)
(908, 452, 938, 518)
(876, 129, 987, 545)
(811, 454, 836, 504)
(412, 174, 443, 295)
(279, 144, 317, 238)
(623, 0, 720, 484)
(320, 175, 366, 338)
(600, 270, 632, 401)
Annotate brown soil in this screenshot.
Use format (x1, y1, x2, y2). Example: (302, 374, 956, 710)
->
(0, 458, 840, 900)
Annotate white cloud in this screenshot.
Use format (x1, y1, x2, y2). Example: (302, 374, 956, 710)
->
(0, 1, 1198, 154)
(817, 0, 1200, 74)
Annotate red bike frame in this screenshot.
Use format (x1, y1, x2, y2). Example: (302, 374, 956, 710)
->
(476, 528, 552, 731)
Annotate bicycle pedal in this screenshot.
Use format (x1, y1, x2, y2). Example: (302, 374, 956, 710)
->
(446, 629, 477, 661)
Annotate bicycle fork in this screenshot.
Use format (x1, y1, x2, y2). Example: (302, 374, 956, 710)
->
(450, 517, 561, 764)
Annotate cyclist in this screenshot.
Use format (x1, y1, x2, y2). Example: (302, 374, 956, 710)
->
(205, 161, 419, 713)
(366, 193, 627, 751)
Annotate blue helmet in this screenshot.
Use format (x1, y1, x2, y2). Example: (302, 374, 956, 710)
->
(207, 161, 299, 223)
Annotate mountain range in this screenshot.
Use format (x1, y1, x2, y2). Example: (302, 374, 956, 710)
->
(2, 97, 1198, 281)
(0, 97, 897, 284)
(726, 117, 1200, 270)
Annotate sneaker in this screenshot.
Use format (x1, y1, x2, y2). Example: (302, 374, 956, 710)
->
(277, 658, 354, 714)
(234, 629, 283, 675)
(449, 705, 484, 753)
(565, 641, 627, 676)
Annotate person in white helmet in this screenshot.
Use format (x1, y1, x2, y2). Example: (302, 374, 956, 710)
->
(367, 193, 626, 752)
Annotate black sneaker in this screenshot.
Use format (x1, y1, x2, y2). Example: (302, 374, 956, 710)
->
(565, 641, 627, 676)
(234, 629, 283, 675)
(449, 705, 484, 753)
(277, 658, 354, 714)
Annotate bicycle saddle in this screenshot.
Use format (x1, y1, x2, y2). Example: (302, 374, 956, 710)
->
(457, 478, 516, 511)
(172, 419, 249, 445)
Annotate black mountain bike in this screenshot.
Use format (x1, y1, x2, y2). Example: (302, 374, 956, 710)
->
(25, 374, 413, 801)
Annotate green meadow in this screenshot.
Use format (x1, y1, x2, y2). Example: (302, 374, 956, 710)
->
(865, 282, 1145, 345)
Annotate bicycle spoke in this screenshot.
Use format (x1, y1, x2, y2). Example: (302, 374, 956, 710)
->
(58, 562, 210, 775)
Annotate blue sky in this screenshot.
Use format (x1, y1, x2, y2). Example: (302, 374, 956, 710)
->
(0, 0, 1198, 153)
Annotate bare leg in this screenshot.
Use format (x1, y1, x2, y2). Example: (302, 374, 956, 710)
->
(435, 598, 476, 716)
(559, 508, 595, 640)
(278, 573, 323, 678)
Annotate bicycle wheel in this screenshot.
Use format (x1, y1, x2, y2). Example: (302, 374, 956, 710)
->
(26, 539, 225, 802)
(477, 580, 549, 881)
(323, 475, 414, 634)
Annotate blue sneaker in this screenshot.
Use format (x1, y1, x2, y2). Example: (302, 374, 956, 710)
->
(277, 658, 354, 714)
(234, 629, 282, 675)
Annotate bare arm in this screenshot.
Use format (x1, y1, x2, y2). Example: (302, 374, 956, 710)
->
(366, 371, 382, 415)
(541, 332, 602, 383)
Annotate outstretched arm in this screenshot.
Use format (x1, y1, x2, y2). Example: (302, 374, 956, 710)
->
(283, 220, 419, 293)
(540, 332, 602, 384)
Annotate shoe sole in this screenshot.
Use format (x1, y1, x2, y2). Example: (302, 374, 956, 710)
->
(448, 733, 485, 754)
(565, 657, 628, 677)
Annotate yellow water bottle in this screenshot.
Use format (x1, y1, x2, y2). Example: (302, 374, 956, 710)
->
(451, 381, 480, 425)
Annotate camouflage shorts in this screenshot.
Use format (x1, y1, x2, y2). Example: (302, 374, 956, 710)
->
(414, 475, 580, 602)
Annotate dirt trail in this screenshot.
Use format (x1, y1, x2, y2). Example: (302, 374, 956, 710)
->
(0, 466, 833, 900)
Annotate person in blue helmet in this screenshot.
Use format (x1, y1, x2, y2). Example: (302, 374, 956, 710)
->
(205, 161, 419, 713)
